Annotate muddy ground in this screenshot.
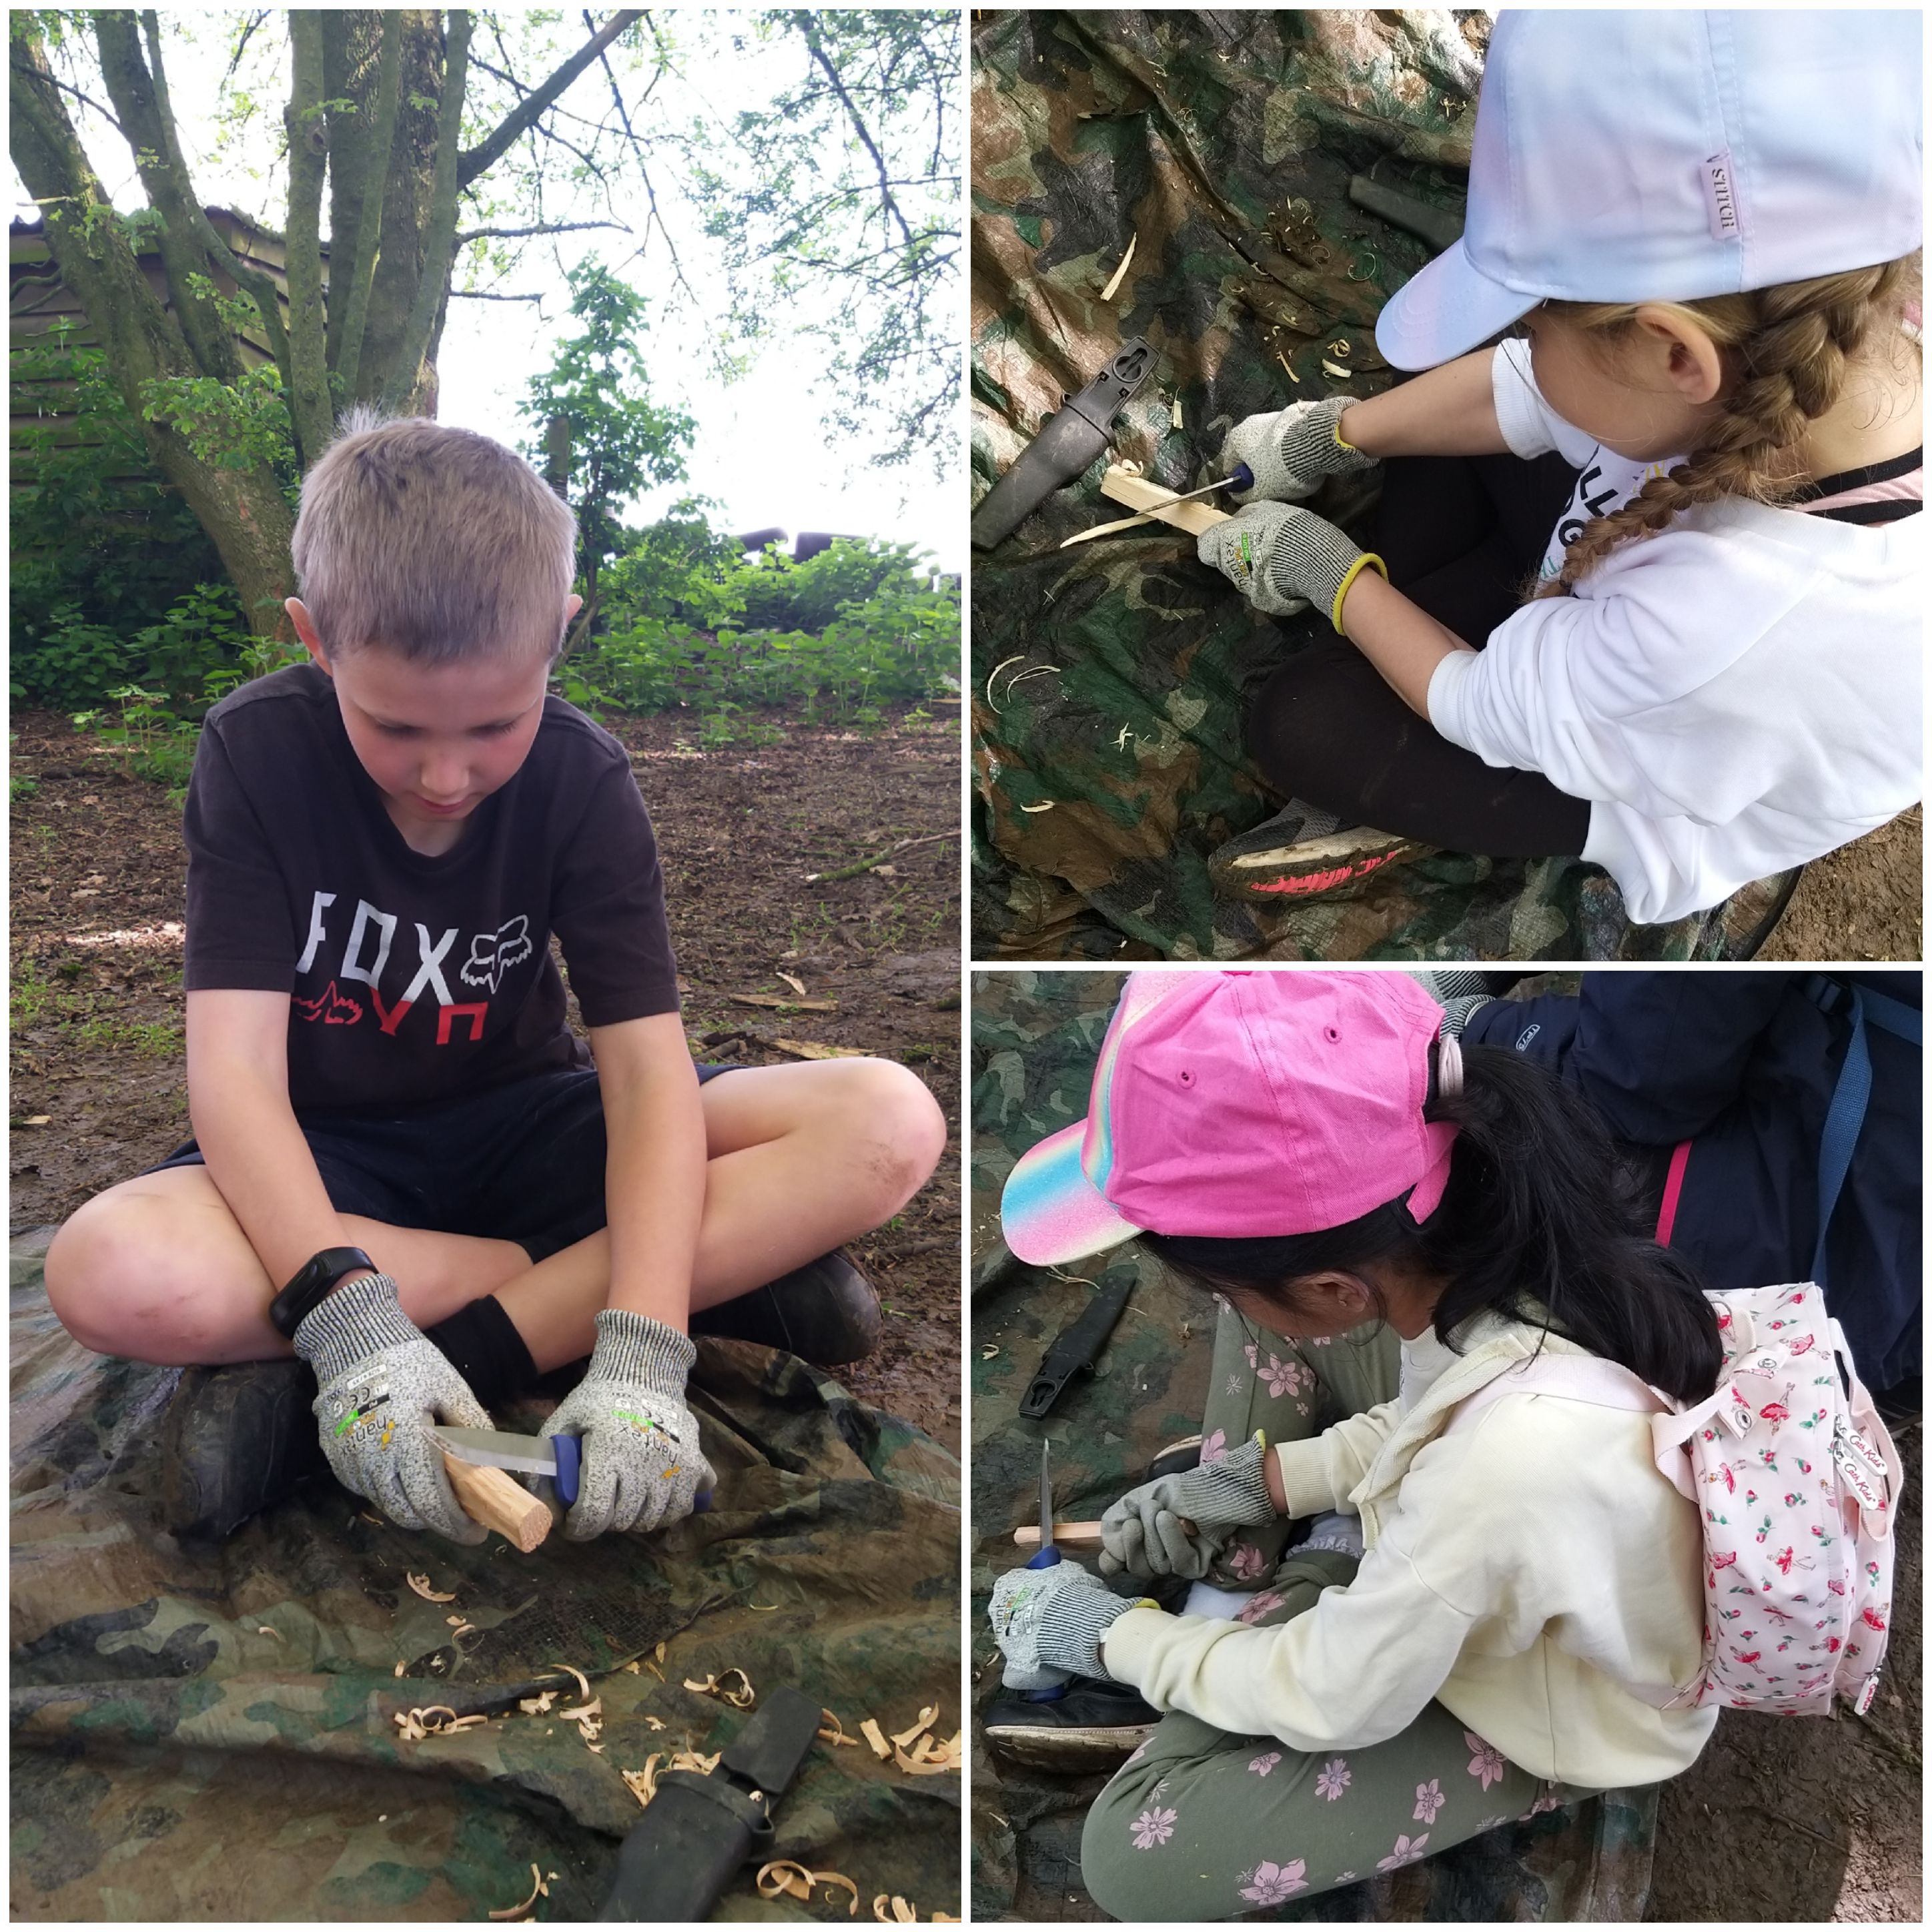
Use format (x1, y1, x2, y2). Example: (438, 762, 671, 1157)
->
(1758, 808, 1922, 964)
(8, 700, 963, 1450)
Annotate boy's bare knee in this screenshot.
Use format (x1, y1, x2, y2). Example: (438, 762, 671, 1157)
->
(45, 1191, 244, 1362)
(841, 1059, 947, 1216)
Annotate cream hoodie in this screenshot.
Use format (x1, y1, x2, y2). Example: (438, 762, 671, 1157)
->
(1102, 1316, 1717, 1789)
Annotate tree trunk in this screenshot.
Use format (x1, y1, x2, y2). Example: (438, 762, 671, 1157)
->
(9, 23, 297, 636)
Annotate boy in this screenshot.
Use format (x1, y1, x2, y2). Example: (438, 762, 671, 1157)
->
(44, 415, 947, 1546)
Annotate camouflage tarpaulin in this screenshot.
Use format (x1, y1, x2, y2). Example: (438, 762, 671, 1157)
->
(968, 971, 1658, 1920)
(11, 1236, 961, 1922)
(969, 9, 1797, 961)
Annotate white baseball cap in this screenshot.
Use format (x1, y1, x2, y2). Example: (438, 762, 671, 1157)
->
(1376, 9, 1924, 372)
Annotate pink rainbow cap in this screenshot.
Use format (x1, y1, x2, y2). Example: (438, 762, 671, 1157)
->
(1001, 970, 1458, 1268)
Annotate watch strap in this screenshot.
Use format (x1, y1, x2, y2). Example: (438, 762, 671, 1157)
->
(270, 1245, 379, 1340)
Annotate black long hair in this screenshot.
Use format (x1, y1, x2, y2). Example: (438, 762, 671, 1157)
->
(1142, 1043, 1723, 1404)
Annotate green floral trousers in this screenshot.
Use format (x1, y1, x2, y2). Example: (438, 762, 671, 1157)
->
(1082, 1304, 1587, 1920)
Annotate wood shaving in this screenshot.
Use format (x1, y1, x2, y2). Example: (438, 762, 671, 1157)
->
(981, 1344, 999, 1359)
(644, 1715, 666, 1732)
(1171, 397, 1183, 429)
(450, 1623, 476, 1641)
(1321, 359, 1353, 380)
(859, 1717, 893, 1761)
(622, 1660, 641, 1674)
(1099, 231, 1137, 302)
(446, 1615, 464, 1627)
(985, 653, 1026, 712)
(1278, 352, 1302, 384)
(623, 1748, 722, 1811)
(892, 1731, 963, 1777)
(256, 1626, 282, 1640)
(684, 1668, 755, 1709)
(758, 1862, 859, 1915)
(1115, 457, 1143, 476)
(554, 1699, 602, 1724)
(777, 971, 808, 998)
(654, 1642, 666, 1664)
(406, 1574, 456, 1602)
(1018, 802, 1055, 813)
(818, 1709, 861, 1747)
(392, 1705, 489, 1743)
(518, 1690, 558, 1716)
(542, 1661, 590, 1702)
(393, 1661, 406, 1678)
(487, 1863, 548, 1921)
(889, 1705, 939, 1750)
(1328, 338, 1352, 358)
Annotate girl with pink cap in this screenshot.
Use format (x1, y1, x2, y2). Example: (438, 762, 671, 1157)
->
(1191, 11, 1920, 925)
(989, 969, 1720, 1915)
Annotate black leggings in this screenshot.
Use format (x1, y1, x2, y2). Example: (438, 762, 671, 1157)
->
(1244, 452, 1594, 857)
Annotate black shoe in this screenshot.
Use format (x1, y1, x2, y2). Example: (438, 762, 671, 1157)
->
(1873, 1378, 1920, 1430)
(159, 1358, 331, 1540)
(983, 1675, 1163, 1770)
(691, 1249, 883, 1366)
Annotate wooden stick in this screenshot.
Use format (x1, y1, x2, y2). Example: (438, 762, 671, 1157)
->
(1013, 1517, 1196, 1553)
(442, 1453, 552, 1552)
(1097, 466, 1230, 537)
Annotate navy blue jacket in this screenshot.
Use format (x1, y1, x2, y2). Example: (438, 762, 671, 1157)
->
(1464, 972, 1920, 1394)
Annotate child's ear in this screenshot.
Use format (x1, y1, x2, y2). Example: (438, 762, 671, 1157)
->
(1632, 305, 1726, 408)
(286, 598, 332, 676)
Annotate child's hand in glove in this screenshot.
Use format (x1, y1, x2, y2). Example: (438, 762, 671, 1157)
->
(1224, 394, 1379, 504)
(294, 1272, 493, 1544)
(542, 1309, 715, 1540)
(989, 1560, 1152, 1683)
(1099, 1434, 1279, 1580)
(1197, 503, 1387, 627)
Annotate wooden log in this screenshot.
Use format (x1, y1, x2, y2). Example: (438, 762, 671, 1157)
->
(442, 1452, 552, 1551)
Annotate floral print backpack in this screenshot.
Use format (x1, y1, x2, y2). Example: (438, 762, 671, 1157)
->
(1450, 1282, 1901, 1717)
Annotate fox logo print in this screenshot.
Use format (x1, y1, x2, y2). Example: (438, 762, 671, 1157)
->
(461, 916, 534, 995)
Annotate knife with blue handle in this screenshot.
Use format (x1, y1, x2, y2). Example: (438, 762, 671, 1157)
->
(432, 1426, 712, 1514)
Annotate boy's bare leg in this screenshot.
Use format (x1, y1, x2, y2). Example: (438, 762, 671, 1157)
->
(45, 1057, 946, 1370)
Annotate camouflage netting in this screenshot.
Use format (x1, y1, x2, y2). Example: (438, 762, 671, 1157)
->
(969, 9, 1797, 961)
(11, 1236, 960, 1922)
(969, 973, 1658, 1920)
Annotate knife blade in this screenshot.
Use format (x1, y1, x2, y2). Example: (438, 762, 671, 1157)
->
(433, 1426, 583, 1506)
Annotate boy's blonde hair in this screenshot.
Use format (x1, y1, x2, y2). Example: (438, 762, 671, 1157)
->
(292, 410, 578, 661)
(1532, 254, 1919, 598)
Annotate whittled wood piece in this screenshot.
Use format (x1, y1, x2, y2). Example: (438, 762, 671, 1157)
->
(1013, 1516, 1197, 1552)
(442, 1452, 552, 1551)
(1097, 466, 1230, 537)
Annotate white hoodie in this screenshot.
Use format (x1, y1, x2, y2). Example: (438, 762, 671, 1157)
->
(1423, 340, 1920, 924)
(1101, 1316, 1719, 1790)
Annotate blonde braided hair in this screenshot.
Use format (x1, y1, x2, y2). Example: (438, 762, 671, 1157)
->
(1532, 254, 1919, 598)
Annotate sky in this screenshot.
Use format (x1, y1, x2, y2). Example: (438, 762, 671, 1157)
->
(11, 12, 963, 570)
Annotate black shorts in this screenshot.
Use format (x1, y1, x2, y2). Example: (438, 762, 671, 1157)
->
(147, 1064, 736, 1264)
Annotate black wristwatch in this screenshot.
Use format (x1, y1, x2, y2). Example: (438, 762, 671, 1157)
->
(270, 1246, 380, 1340)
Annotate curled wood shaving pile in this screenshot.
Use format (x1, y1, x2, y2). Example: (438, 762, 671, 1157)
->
(392, 1705, 490, 1743)
(406, 1574, 456, 1603)
(555, 1697, 602, 1743)
(487, 1863, 550, 1921)
(889, 1706, 939, 1750)
(683, 1666, 755, 1709)
(621, 1748, 722, 1809)
(817, 1708, 861, 1747)
(518, 1690, 557, 1716)
(542, 1662, 591, 1702)
(757, 1861, 859, 1914)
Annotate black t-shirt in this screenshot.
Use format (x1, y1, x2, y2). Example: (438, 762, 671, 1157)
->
(183, 664, 679, 1113)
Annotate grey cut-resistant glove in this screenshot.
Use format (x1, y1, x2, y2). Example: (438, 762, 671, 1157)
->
(989, 1560, 1152, 1684)
(1224, 394, 1380, 504)
(541, 1309, 714, 1540)
(294, 1272, 494, 1544)
(1099, 1434, 1279, 1580)
(1197, 501, 1387, 626)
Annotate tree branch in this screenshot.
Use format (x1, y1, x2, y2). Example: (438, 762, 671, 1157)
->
(449, 288, 543, 302)
(381, 8, 472, 411)
(329, 7, 403, 396)
(456, 219, 629, 242)
(791, 11, 915, 254)
(137, 11, 291, 380)
(281, 9, 334, 462)
(581, 7, 692, 298)
(456, 8, 640, 189)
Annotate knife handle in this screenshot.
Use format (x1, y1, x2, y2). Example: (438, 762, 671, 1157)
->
(441, 1452, 552, 1552)
(551, 1432, 581, 1506)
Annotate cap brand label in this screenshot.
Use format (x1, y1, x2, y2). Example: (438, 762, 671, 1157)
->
(1702, 150, 1742, 243)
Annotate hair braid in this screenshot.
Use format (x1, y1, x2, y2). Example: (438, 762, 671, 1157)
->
(1533, 257, 1914, 598)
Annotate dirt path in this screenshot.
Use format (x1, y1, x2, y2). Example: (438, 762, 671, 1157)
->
(9, 701, 962, 1450)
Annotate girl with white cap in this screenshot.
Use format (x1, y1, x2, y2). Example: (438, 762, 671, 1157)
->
(1193, 10, 1920, 924)
(987, 969, 1720, 1915)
